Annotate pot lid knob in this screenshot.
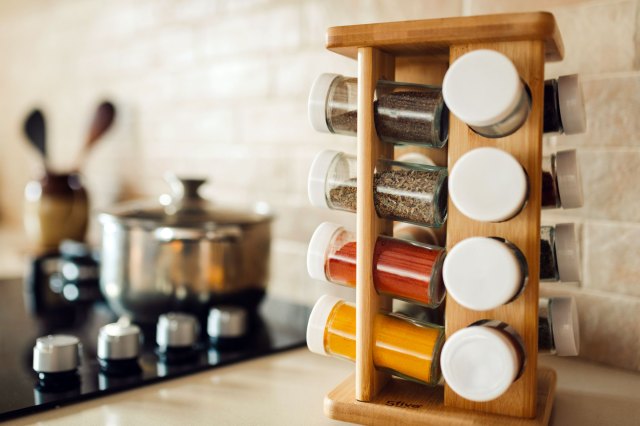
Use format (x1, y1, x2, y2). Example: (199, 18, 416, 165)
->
(164, 173, 209, 214)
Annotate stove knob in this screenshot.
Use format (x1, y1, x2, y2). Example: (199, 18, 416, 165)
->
(98, 319, 141, 361)
(156, 312, 199, 350)
(33, 335, 81, 373)
(208, 306, 248, 347)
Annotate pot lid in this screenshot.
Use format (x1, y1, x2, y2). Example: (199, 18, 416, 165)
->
(98, 174, 272, 228)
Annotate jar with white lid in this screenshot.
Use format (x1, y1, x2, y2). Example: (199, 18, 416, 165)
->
(308, 74, 448, 147)
(441, 321, 526, 402)
(393, 222, 580, 285)
(541, 149, 584, 209)
(396, 297, 579, 359)
(307, 222, 446, 308)
(540, 223, 581, 283)
(448, 147, 528, 222)
(307, 295, 444, 385)
(543, 75, 587, 135)
(443, 49, 531, 138)
(308, 150, 448, 227)
(442, 237, 528, 311)
(539, 297, 580, 356)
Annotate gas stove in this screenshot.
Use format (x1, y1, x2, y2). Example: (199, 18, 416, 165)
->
(0, 278, 309, 421)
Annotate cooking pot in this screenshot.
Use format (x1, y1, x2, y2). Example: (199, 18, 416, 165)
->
(98, 175, 272, 323)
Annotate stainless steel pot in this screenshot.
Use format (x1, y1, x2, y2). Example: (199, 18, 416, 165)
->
(98, 176, 272, 323)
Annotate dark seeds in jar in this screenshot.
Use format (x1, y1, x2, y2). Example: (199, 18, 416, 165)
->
(328, 91, 447, 146)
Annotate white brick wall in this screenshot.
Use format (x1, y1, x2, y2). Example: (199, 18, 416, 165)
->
(1, 0, 639, 370)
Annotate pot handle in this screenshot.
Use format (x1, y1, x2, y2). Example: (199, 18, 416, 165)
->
(153, 226, 241, 242)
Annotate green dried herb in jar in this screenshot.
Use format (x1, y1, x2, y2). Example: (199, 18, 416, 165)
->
(308, 150, 448, 228)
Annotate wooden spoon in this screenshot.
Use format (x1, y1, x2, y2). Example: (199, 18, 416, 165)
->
(24, 109, 47, 166)
(75, 101, 116, 170)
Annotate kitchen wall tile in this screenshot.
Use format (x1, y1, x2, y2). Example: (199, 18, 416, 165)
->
(465, 0, 598, 15)
(583, 221, 640, 297)
(467, 0, 638, 75)
(269, 239, 356, 306)
(541, 283, 640, 370)
(578, 150, 640, 222)
(557, 73, 640, 149)
(200, 4, 302, 57)
(271, 50, 356, 98)
(547, 0, 638, 76)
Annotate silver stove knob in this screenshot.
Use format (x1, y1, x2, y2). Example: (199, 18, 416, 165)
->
(98, 319, 141, 360)
(156, 312, 199, 349)
(208, 306, 248, 339)
(33, 335, 81, 373)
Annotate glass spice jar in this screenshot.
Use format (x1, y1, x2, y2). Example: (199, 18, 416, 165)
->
(307, 222, 446, 308)
(393, 223, 581, 284)
(539, 297, 580, 356)
(443, 49, 531, 138)
(443, 237, 528, 311)
(540, 223, 581, 283)
(541, 149, 584, 209)
(308, 150, 448, 227)
(543, 75, 586, 135)
(307, 295, 444, 385)
(308, 74, 448, 148)
(440, 321, 526, 402)
(448, 147, 528, 223)
(396, 297, 579, 359)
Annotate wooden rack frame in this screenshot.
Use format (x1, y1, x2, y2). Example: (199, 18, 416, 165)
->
(322, 13, 563, 425)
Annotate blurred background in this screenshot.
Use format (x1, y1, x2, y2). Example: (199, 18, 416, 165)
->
(0, 0, 638, 371)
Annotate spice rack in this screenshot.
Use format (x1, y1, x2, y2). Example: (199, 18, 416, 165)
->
(321, 13, 564, 424)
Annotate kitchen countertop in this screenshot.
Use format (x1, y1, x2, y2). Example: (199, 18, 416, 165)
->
(4, 348, 640, 426)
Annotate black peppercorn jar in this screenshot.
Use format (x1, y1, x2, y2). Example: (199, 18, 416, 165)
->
(309, 74, 448, 148)
(543, 75, 586, 135)
(540, 224, 581, 283)
(541, 149, 584, 210)
(308, 150, 448, 227)
(539, 297, 580, 356)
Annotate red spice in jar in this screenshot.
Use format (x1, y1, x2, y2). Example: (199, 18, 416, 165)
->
(326, 236, 445, 307)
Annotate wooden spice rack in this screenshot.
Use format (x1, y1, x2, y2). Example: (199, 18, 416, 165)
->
(321, 13, 564, 425)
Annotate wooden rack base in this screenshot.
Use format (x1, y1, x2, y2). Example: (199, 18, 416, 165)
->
(325, 368, 556, 426)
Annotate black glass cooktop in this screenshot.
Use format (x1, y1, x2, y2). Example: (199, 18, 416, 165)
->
(0, 278, 309, 421)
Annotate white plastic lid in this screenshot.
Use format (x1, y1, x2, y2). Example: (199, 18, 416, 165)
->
(441, 326, 520, 402)
(308, 150, 341, 209)
(307, 295, 343, 356)
(308, 73, 341, 133)
(307, 222, 344, 281)
(443, 49, 523, 127)
(557, 74, 587, 135)
(555, 223, 581, 283)
(555, 150, 584, 209)
(550, 297, 580, 356)
(449, 147, 528, 222)
(443, 237, 524, 311)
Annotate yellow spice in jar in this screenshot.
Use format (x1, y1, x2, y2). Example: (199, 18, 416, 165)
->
(323, 300, 443, 385)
